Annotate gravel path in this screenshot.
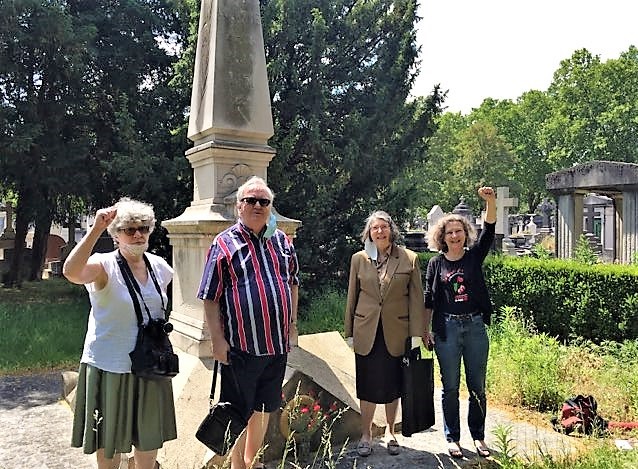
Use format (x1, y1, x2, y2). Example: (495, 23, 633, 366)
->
(0, 371, 578, 469)
(0, 372, 95, 469)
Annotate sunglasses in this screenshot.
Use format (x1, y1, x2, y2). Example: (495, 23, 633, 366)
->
(119, 226, 151, 236)
(241, 197, 271, 207)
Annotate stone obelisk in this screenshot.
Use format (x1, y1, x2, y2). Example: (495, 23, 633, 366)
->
(162, 0, 300, 358)
(159, 1, 300, 467)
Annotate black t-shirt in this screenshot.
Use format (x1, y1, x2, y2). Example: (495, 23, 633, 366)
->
(439, 255, 479, 314)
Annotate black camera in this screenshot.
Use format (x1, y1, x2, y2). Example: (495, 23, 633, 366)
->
(130, 318, 179, 380)
(146, 317, 174, 337)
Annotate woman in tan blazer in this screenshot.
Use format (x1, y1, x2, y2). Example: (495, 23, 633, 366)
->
(345, 211, 429, 457)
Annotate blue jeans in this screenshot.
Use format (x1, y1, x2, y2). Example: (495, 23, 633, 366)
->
(434, 314, 489, 442)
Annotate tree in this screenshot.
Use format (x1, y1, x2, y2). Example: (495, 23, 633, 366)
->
(259, 0, 442, 289)
(0, 0, 191, 285)
(0, 0, 95, 285)
(471, 93, 554, 211)
(546, 47, 638, 168)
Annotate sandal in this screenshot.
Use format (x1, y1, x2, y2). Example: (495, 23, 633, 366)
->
(474, 440, 491, 457)
(356, 440, 372, 457)
(387, 439, 400, 456)
(448, 442, 463, 459)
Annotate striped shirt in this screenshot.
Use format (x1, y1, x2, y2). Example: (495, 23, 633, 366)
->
(197, 221, 300, 356)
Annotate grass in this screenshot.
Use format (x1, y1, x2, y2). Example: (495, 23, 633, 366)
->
(2, 281, 638, 468)
(0, 278, 88, 374)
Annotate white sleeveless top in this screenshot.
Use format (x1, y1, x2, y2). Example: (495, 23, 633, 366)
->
(80, 251, 173, 373)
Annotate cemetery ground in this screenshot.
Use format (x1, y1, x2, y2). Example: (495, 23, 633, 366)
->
(1, 280, 637, 469)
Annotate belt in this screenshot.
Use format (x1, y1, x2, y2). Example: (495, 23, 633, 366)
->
(444, 312, 481, 321)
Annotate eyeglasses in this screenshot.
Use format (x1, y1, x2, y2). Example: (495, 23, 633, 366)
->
(240, 197, 271, 207)
(119, 226, 151, 236)
(371, 224, 390, 232)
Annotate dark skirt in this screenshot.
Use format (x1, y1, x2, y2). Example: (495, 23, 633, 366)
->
(71, 363, 177, 458)
(355, 320, 402, 404)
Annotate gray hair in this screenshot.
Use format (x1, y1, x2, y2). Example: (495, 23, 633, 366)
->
(106, 197, 156, 238)
(236, 176, 275, 202)
(360, 210, 400, 244)
(427, 214, 477, 252)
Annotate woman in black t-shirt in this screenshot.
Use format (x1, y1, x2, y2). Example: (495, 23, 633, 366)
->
(424, 187, 496, 459)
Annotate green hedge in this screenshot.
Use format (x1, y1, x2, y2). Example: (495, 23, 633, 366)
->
(418, 253, 638, 343)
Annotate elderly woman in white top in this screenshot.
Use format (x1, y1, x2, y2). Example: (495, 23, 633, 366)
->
(63, 197, 176, 469)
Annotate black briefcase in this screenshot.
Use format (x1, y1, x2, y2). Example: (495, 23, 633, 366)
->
(401, 339, 435, 437)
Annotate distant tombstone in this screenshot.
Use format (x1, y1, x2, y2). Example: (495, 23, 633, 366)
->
(427, 205, 445, 229)
(452, 197, 473, 222)
(495, 187, 518, 236)
(536, 197, 555, 230)
(0, 202, 16, 239)
(45, 234, 66, 262)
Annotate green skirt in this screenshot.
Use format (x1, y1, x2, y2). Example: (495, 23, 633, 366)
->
(71, 363, 177, 458)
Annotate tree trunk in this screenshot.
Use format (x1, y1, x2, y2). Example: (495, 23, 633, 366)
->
(29, 216, 52, 281)
(4, 204, 31, 288)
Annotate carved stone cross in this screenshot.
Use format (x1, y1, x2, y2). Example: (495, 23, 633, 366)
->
(495, 187, 518, 235)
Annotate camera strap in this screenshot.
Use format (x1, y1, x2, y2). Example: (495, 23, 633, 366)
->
(116, 251, 165, 326)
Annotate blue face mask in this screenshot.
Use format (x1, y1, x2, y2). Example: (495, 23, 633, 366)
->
(264, 213, 277, 239)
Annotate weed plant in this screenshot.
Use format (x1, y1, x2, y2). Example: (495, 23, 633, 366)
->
(488, 306, 568, 411)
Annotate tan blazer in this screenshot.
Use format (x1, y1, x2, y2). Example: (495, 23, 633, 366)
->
(344, 245, 426, 357)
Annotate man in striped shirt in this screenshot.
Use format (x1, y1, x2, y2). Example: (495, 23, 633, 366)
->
(198, 176, 299, 469)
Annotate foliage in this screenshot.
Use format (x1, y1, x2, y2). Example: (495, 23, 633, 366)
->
(530, 243, 553, 260)
(473, 255, 638, 342)
(572, 234, 599, 265)
(298, 288, 346, 333)
(259, 0, 442, 290)
(0, 0, 192, 285)
(281, 391, 340, 442)
(488, 307, 569, 411)
(417, 46, 638, 221)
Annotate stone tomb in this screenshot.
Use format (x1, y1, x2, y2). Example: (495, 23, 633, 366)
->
(546, 160, 638, 263)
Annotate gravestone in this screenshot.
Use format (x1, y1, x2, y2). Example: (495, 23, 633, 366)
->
(495, 187, 518, 254)
(426, 205, 444, 230)
(536, 197, 555, 232)
(0, 202, 16, 267)
(451, 197, 473, 222)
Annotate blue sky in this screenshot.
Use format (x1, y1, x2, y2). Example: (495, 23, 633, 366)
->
(411, 0, 638, 114)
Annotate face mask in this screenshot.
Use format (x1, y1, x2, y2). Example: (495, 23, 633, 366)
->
(121, 242, 148, 257)
(364, 238, 378, 261)
(264, 213, 277, 239)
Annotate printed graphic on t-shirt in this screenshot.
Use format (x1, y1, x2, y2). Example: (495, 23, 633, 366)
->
(443, 269, 468, 303)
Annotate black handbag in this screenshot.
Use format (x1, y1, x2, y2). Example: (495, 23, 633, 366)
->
(117, 251, 179, 380)
(196, 360, 248, 455)
(401, 338, 435, 437)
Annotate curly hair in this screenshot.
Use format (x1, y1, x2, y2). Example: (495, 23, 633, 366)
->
(106, 197, 156, 238)
(360, 210, 401, 245)
(427, 214, 477, 252)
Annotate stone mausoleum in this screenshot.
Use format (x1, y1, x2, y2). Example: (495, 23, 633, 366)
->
(546, 160, 638, 263)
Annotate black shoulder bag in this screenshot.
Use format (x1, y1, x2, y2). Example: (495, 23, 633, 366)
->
(116, 251, 179, 380)
(401, 337, 435, 436)
(196, 359, 248, 455)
